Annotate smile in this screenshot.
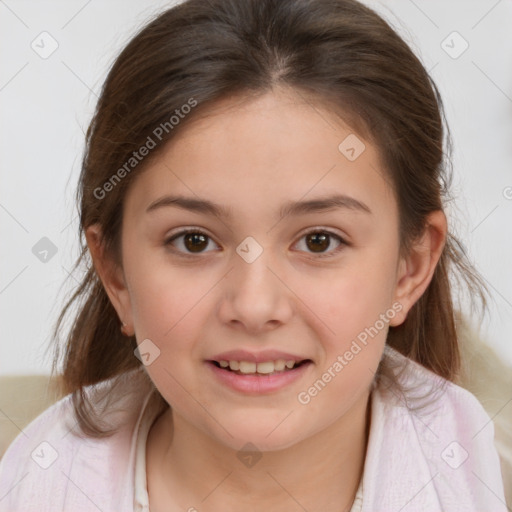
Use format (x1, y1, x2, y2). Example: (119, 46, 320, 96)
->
(214, 359, 308, 375)
(206, 359, 313, 394)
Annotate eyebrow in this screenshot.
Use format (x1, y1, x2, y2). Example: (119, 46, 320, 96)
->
(145, 193, 372, 218)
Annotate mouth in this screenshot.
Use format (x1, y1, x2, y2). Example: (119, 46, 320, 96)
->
(208, 359, 312, 376)
(205, 357, 313, 394)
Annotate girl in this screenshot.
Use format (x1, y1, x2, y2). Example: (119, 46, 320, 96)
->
(0, 0, 507, 510)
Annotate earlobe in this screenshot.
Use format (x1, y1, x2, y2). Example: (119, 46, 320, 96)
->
(85, 224, 134, 335)
(389, 210, 447, 327)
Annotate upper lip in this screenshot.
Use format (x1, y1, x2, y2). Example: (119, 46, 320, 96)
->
(208, 349, 310, 363)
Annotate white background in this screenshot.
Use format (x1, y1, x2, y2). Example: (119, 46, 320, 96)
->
(1, 0, 511, 375)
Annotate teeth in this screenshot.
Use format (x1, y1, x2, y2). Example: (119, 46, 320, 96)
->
(274, 360, 286, 371)
(256, 361, 275, 374)
(217, 359, 302, 375)
(239, 361, 256, 373)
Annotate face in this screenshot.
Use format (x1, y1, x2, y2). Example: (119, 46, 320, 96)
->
(98, 88, 414, 451)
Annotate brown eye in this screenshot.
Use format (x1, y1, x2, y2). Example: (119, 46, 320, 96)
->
(183, 232, 208, 252)
(165, 229, 218, 254)
(305, 232, 330, 252)
(294, 230, 346, 257)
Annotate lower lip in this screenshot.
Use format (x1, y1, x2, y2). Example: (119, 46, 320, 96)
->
(205, 361, 312, 394)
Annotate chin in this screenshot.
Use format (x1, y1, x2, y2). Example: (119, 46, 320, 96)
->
(208, 416, 306, 453)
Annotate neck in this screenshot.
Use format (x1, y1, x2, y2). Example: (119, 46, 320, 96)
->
(147, 390, 372, 512)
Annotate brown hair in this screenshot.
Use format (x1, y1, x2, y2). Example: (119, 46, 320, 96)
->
(52, 0, 489, 436)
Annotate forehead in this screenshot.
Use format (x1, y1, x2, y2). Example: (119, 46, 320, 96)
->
(124, 89, 396, 223)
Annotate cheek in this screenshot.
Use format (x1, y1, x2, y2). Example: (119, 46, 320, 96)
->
(302, 256, 397, 336)
(124, 243, 214, 336)
(295, 272, 389, 422)
(124, 258, 213, 401)
(295, 251, 397, 395)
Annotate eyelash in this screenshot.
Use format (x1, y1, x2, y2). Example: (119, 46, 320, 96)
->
(164, 227, 348, 259)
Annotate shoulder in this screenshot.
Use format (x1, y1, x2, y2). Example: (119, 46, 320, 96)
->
(0, 368, 155, 512)
(391, 346, 495, 438)
(366, 345, 507, 511)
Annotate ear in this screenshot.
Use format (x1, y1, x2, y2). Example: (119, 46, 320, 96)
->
(85, 224, 134, 335)
(389, 210, 447, 327)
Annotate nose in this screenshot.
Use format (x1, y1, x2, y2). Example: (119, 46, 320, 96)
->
(217, 247, 294, 334)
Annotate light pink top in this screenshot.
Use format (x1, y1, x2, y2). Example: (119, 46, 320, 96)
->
(0, 346, 506, 511)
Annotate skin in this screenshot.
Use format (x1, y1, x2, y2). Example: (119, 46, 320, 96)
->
(86, 87, 447, 511)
